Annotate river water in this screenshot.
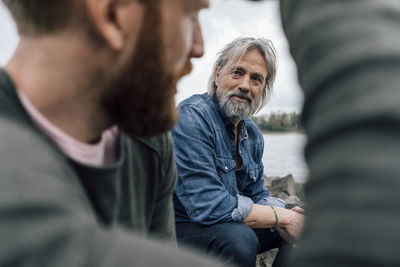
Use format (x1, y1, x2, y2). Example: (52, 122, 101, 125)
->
(262, 132, 309, 183)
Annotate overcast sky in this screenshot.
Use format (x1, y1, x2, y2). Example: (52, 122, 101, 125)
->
(0, 0, 303, 115)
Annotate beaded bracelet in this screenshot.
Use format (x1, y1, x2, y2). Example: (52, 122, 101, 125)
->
(269, 206, 279, 232)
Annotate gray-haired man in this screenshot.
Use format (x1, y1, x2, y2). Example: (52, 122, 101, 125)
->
(172, 37, 304, 267)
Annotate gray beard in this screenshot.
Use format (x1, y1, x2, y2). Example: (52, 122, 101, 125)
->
(216, 89, 258, 122)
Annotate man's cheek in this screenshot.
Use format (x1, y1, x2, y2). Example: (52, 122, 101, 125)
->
(172, 20, 194, 72)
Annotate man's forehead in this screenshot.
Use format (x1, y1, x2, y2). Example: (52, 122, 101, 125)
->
(230, 49, 267, 67)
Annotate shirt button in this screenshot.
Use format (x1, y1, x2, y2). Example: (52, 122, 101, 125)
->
(239, 150, 242, 154)
(225, 166, 228, 171)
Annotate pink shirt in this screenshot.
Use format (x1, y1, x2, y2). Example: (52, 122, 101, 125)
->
(17, 90, 119, 167)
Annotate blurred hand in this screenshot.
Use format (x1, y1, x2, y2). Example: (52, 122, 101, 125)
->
(291, 206, 305, 214)
(277, 227, 292, 243)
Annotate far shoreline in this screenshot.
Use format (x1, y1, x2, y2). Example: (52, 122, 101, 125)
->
(260, 130, 305, 135)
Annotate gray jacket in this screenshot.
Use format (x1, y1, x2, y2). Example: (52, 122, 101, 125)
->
(281, 0, 400, 266)
(0, 69, 224, 267)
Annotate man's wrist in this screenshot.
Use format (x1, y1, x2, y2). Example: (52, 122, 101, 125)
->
(274, 207, 291, 226)
(269, 206, 279, 232)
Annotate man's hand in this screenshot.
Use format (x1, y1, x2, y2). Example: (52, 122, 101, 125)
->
(291, 206, 305, 214)
(279, 209, 304, 242)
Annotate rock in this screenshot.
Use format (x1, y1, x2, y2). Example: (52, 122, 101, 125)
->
(263, 174, 305, 207)
(256, 249, 278, 267)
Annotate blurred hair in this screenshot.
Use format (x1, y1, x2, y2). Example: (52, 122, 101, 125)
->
(2, 0, 75, 35)
(207, 37, 277, 112)
(1, 0, 149, 36)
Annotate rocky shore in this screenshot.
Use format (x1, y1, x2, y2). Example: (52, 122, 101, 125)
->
(264, 174, 305, 207)
(256, 174, 305, 267)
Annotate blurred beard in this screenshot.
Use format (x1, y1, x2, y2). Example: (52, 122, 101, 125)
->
(216, 88, 259, 122)
(102, 3, 192, 138)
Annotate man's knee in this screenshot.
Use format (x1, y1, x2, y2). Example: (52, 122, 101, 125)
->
(220, 223, 258, 250)
(176, 222, 259, 266)
(211, 223, 259, 266)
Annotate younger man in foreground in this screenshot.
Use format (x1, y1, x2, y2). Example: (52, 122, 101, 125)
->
(0, 0, 226, 266)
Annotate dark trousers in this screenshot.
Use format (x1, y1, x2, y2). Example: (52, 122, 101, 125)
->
(176, 222, 289, 267)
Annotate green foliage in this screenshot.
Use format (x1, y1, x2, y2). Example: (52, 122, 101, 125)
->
(251, 112, 302, 132)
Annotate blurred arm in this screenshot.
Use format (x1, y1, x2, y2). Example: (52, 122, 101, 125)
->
(281, 0, 400, 266)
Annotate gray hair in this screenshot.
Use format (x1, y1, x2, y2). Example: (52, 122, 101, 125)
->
(207, 37, 277, 113)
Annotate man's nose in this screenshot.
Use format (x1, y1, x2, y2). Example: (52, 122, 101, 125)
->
(189, 23, 204, 58)
(239, 75, 251, 93)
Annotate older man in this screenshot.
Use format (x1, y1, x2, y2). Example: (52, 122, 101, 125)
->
(0, 0, 228, 266)
(172, 37, 304, 267)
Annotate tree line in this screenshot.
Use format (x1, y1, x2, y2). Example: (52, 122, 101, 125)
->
(251, 112, 302, 132)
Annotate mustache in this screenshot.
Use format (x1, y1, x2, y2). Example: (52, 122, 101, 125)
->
(227, 89, 252, 103)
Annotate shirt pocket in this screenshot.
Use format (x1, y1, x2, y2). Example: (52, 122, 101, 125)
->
(248, 168, 258, 182)
(238, 164, 259, 191)
(215, 156, 238, 195)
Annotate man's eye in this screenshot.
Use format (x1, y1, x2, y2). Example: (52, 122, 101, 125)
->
(252, 76, 262, 84)
(232, 70, 242, 76)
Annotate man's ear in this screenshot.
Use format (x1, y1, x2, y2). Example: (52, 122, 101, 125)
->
(84, 0, 145, 51)
(214, 66, 221, 87)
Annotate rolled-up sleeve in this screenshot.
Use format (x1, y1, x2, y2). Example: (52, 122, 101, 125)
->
(172, 105, 239, 225)
(256, 197, 285, 208)
(231, 195, 254, 222)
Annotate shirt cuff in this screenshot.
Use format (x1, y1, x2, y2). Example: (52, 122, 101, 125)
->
(256, 197, 286, 208)
(231, 195, 254, 222)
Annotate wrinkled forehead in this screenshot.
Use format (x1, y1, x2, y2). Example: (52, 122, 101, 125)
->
(224, 48, 267, 72)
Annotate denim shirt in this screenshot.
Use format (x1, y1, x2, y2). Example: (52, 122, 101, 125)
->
(172, 93, 285, 225)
